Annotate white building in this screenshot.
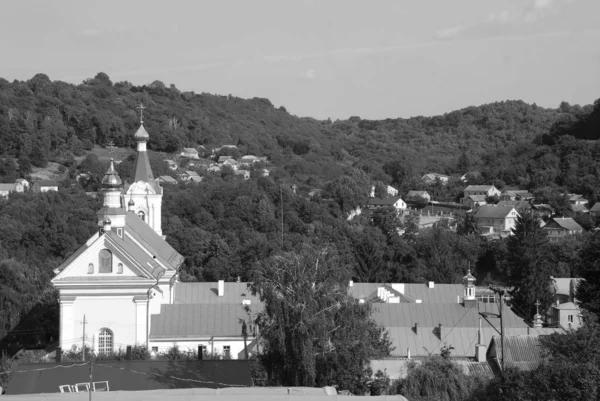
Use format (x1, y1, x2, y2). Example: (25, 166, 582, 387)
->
(51, 119, 256, 359)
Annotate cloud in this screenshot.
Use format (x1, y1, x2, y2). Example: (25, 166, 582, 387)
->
(305, 69, 315, 79)
(78, 28, 102, 37)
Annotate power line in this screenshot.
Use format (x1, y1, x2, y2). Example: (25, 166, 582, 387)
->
(428, 300, 479, 356)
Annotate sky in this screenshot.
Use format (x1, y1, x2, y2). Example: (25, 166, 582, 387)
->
(1, 0, 599, 120)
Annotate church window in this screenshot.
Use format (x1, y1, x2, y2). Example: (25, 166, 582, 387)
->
(98, 328, 113, 355)
(117, 263, 123, 274)
(87, 263, 94, 274)
(99, 249, 112, 273)
(117, 228, 123, 238)
(137, 211, 145, 221)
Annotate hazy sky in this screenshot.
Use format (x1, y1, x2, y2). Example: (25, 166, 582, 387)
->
(1, 0, 599, 119)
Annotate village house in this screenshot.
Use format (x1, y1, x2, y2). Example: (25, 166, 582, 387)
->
(366, 196, 406, 212)
(568, 194, 589, 213)
(180, 148, 199, 159)
(531, 203, 553, 218)
(590, 202, 600, 218)
(421, 173, 449, 185)
(157, 175, 178, 185)
(206, 164, 222, 173)
(405, 190, 430, 202)
(234, 170, 250, 180)
(499, 190, 534, 201)
(542, 217, 583, 241)
(218, 155, 233, 164)
(463, 185, 501, 201)
(497, 199, 532, 213)
(370, 185, 399, 198)
(549, 277, 583, 330)
(463, 195, 487, 209)
(33, 180, 59, 193)
(473, 205, 519, 236)
(164, 160, 178, 171)
(239, 155, 260, 165)
(221, 158, 239, 170)
(0, 179, 28, 198)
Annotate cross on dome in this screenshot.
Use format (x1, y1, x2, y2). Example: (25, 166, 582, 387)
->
(137, 102, 146, 124)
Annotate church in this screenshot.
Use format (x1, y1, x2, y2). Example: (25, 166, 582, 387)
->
(51, 118, 258, 359)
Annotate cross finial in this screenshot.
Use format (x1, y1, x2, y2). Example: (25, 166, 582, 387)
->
(535, 299, 541, 314)
(137, 102, 146, 124)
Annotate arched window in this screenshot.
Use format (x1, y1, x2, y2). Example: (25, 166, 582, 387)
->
(99, 249, 112, 273)
(117, 263, 123, 274)
(98, 328, 113, 355)
(87, 263, 94, 274)
(137, 211, 145, 222)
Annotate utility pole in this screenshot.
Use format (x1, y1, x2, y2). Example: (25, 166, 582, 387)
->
(81, 315, 87, 362)
(489, 286, 506, 372)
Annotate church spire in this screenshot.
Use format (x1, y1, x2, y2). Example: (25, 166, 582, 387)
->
(97, 158, 126, 229)
(131, 103, 155, 185)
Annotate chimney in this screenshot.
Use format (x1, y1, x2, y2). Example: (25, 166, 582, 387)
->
(407, 348, 411, 359)
(475, 343, 487, 362)
(349, 280, 354, 287)
(438, 323, 443, 339)
(218, 280, 224, 297)
(414, 323, 418, 334)
(428, 281, 435, 289)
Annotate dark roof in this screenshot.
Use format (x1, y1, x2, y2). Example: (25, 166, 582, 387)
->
(544, 217, 583, 231)
(488, 335, 545, 371)
(497, 200, 531, 209)
(36, 180, 59, 186)
(5, 360, 252, 395)
(132, 150, 157, 191)
(464, 185, 496, 192)
(474, 205, 517, 219)
(367, 196, 403, 206)
(590, 202, 600, 212)
(150, 304, 260, 338)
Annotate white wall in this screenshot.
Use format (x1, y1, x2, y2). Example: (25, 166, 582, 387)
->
(149, 338, 255, 360)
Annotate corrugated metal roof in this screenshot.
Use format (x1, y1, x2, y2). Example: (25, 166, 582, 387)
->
(150, 304, 260, 338)
(174, 282, 261, 305)
(490, 335, 545, 371)
(367, 197, 402, 206)
(545, 217, 583, 231)
(475, 205, 517, 219)
(348, 283, 463, 304)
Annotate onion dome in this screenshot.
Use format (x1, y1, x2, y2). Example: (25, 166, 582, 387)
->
(101, 159, 122, 188)
(462, 269, 476, 286)
(128, 198, 135, 207)
(134, 124, 150, 141)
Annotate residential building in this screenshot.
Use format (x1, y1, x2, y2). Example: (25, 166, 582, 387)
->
(180, 148, 199, 159)
(542, 217, 583, 241)
(157, 176, 178, 185)
(473, 206, 519, 236)
(463, 185, 501, 200)
(370, 185, 399, 198)
(234, 170, 250, 180)
(239, 155, 260, 165)
(218, 156, 233, 163)
(405, 190, 430, 203)
(463, 195, 487, 209)
(549, 277, 583, 330)
(590, 202, 600, 218)
(0, 179, 28, 198)
(366, 196, 406, 212)
(164, 160, 178, 171)
(531, 203, 553, 218)
(421, 173, 449, 185)
(33, 180, 59, 193)
(499, 190, 534, 201)
(497, 200, 532, 213)
(222, 159, 239, 170)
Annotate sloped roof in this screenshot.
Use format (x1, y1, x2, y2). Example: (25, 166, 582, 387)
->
(132, 150, 157, 191)
(497, 200, 531, 209)
(367, 196, 403, 206)
(474, 205, 517, 219)
(571, 204, 589, 212)
(36, 180, 58, 186)
(465, 185, 495, 192)
(552, 301, 579, 310)
(183, 147, 198, 153)
(150, 304, 261, 338)
(174, 282, 261, 305)
(489, 335, 545, 371)
(406, 190, 429, 197)
(158, 175, 177, 183)
(551, 277, 582, 296)
(5, 360, 252, 394)
(123, 212, 184, 269)
(590, 203, 600, 212)
(0, 183, 16, 191)
(544, 217, 583, 231)
(348, 283, 464, 304)
(133, 124, 150, 140)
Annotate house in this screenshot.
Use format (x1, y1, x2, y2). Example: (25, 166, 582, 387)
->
(234, 170, 250, 180)
(568, 194, 587, 206)
(405, 190, 430, 203)
(33, 180, 59, 193)
(486, 335, 547, 373)
(5, 360, 252, 395)
(590, 202, 600, 217)
(542, 217, 583, 241)
(218, 156, 233, 163)
(157, 176, 178, 185)
(180, 148, 199, 159)
(474, 206, 519, 236)
(222, 159, 239, 170)
(260, 168, 270, 177)
(549, 277, 583, 330)
(497, 200, 532, 213)
(463, 185, 501, 201)
(366, 196, 406, 212)
(206, 164, 222, 173)
(531, 203, 553, 218)
(463, 195, 487, 209)
(422, 173, 449, 185)
(239, 155, 259, 165)
(164, 160, 178, 171)
(499, 190, 534, 201)
(0, 179, 28, 198)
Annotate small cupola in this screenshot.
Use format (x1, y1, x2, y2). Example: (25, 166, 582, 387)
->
(101, 158, 122, 189)
(102, 215, 112, 232)
(128, 198, 135, 211)
(462, 269, 477, 307)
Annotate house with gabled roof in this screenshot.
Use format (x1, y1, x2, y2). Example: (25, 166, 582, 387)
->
(366, 196, 406, 212)
(180, 148, 199, 159)
(157, 175, 178, 185)
(421, 173, 449, 185)
(0, 179, 28, 198)
(463, 195, 487, 209)
(542, 217, 583, 241)
(463, 185, 501, 200)
(33, 180, 59, 193)
(474, 205, 519, 236)
(406, 190, 430, 203)
(499, 190, 534, 201)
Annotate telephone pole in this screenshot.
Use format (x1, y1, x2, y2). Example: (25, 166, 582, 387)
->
(81, 315, 87, 362)
(489, 286, 506, 372)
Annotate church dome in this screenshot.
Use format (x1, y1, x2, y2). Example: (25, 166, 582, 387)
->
(462, 269, 476, 286)
(134, 124, 150, 141)
(103, 216, 112, 226)
(101, 159, 122, 188)
(128, 199, 135, 207)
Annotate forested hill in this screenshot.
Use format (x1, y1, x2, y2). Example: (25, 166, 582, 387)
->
(1, 72, 594, 185)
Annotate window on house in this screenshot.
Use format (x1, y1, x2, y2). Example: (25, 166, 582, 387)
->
(223, 345, 230, 359)
(117, 263, 123, 274)
(568, 315, 574, 323)
(98, 328, 113, 355)
(137, 211, 145, 221)
(151, 346, 158, 353)
(99, 249, 112, 273)
(87, 263, 94, 274)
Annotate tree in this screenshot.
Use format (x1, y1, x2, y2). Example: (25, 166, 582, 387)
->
(577, 231, 600, 318)
(506, 211, 552, 321)
(248, 245, 391, 394)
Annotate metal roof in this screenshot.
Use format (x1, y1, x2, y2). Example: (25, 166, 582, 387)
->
(348, 283, 464, 304)
(464, 185, 496, 192)
(150, 304, 260, 338)
(545, 217, 583, 231)
(551, 277, 581, 296)
(367, 197, 403, 206)
(474, 205, 517, 219)
(174, 282, 261, 305)
(489, 335, 545, 371)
